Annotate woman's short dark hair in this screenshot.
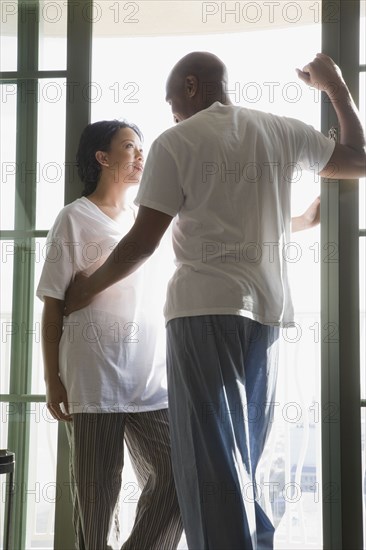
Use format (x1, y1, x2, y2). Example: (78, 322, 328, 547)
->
(76, 119, 143, 196)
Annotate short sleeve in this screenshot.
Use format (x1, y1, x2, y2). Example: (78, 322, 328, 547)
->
(134, 138, 185, 217)
(285, 117, 336, 174)
(36, 214, 75, 302)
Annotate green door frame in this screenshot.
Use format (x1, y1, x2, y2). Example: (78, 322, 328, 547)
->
(321, 1, 362, 549)
(54, 1, 92, 547)
(2, 3, 43, 548)
(0, 1, 91, 548)
(1, 0, 364, 547)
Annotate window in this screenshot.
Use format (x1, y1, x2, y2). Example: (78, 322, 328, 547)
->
(0, 2, 72, 548)
(360, 0, 366, 543)
(1, 1, 364, 548)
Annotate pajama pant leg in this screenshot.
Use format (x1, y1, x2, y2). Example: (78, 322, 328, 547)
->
(166, 315, 279, 550)
(122, 409, 183, 550)
(66, 413, 126, 550)
(244, 321, 280, 549)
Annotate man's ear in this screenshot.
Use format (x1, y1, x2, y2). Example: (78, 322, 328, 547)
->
(95, 150, 109, 167)
(185, 75, 198, 98)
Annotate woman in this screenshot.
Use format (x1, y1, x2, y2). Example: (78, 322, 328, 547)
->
(37, 120, 182, 550)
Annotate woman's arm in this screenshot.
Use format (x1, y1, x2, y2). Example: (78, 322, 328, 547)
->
(42, 296, 72, 422)
(291, 196, 320, 233)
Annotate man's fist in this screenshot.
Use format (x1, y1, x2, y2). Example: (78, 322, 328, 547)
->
(296, 53, 346, 95)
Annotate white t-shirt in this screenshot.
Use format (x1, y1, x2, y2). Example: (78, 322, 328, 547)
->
(37, 197, 168, 413)
(135, 102, 335, 326)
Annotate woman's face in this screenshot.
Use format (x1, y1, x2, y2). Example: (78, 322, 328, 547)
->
(99, 127, 144, 186)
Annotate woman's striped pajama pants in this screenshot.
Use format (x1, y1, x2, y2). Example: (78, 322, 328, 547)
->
(66, 408, 183, 550)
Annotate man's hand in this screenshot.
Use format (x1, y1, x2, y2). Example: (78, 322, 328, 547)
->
(292, 196, 320, 233)
(300, 195, 321, 229)
(297, 53, 365, 180)
(46, 377, 72, 422)
(64, 272, 91, 316)
(296, 53, 346, 95)
(65, 206, 172, 315)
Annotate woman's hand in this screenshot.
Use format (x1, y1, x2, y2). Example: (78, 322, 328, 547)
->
(46, 377, 72, 422)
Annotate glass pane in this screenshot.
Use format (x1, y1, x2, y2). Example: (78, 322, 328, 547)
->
(260, 315, 322, 548)
(36, 79, 66, 230)
(38, 0, 67, 70)
(361, 237, 366, 400)
(0, 84, 17, 230)
(360, 71, 366, 230)
(0, 405, 9, 447)
(361, 177, 366, 230)
(32, 238, 46, 394)
(0, 240, 15, 396)
(361, 0, 366, 65)
(93, 18, 322, 550)
(92, 25, 322, 152)
(0, 406, 10, 546)
(0, 0, 18, 71)
(25, 406, 58, 548)
(0, 401, 10, 549)
(362, 408, 366, 548)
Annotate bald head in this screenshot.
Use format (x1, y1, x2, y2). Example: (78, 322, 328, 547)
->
(166, 52, 232, 122)
(169, 52, 228, 88)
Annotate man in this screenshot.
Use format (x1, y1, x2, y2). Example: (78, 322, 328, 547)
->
(65, 52, 366, 549)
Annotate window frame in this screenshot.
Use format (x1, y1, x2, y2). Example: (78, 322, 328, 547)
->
(321, 1, 363, 548)
(0, 1, 363, 547)
(0, 2, 91, 548)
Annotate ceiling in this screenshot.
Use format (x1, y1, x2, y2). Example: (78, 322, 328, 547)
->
(1, 0, 321, 37)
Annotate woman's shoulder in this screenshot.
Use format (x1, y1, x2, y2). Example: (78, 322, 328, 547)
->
(53, 197, 87, 222)
(48, 198, 87, 236)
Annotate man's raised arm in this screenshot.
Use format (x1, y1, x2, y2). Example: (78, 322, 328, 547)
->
(297, 53, 366, 179)
(64, 206, 173, 314)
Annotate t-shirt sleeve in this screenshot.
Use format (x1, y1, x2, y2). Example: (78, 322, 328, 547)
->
(36, 212, 75, 302)
(284, 117, 336, 173)
(134, 138, 184, 217)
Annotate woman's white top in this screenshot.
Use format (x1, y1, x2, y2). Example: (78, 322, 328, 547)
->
(37, 197, 168, 414)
